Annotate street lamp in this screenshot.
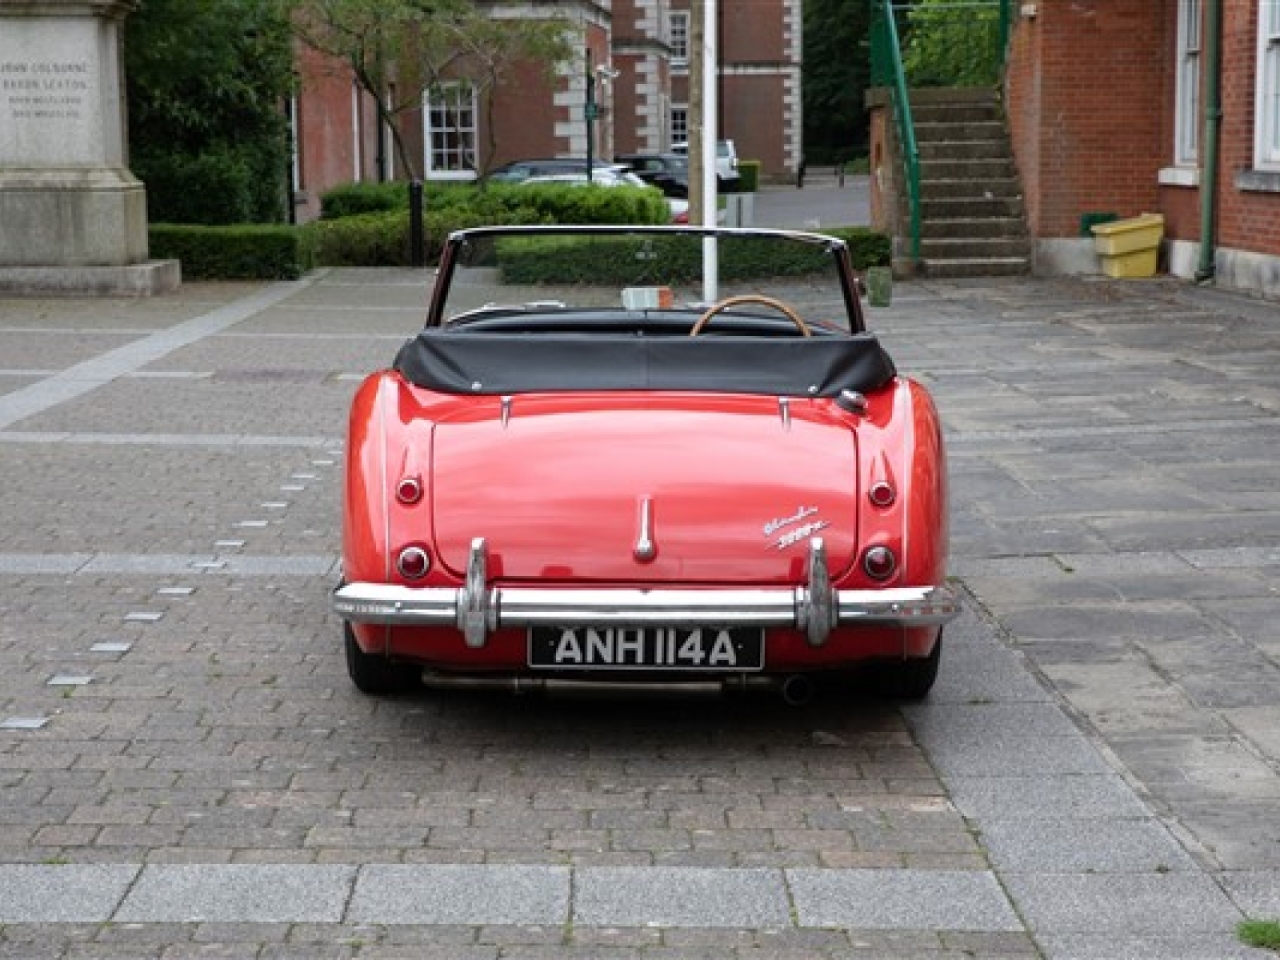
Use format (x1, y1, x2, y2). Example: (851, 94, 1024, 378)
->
(584, 50, 619, 180)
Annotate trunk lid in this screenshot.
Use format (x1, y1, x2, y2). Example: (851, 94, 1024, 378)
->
(430, 395, 859, 584)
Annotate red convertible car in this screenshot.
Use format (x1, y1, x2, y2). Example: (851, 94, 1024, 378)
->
(333, 225, 958, 703)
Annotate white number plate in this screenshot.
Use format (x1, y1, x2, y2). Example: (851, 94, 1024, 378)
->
(528, 626, 764, 671)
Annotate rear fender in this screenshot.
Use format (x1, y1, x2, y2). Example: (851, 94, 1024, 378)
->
(847, 379, 948, 590)
(343, 373, 393, 586)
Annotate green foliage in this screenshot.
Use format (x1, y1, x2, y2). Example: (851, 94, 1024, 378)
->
(306, 210, 413, 266)
(737, 161, 761, 193)
(803, 0, 871, 163)
(901, 0, 1003, 87)
(126, 0, 294, 224)
(149, 224, 313, 279)
(288, 0, 573, 179)
(1238, 920, 1280, 950)
(306, 181, 665, 267)
(506, 185, 669, 226)
(495, 228, 890, 285)
(824, 227, 892, 268)
(320, 182, 413, 220)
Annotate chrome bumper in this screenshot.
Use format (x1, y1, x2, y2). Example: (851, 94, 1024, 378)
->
(334, 537, 960, 649)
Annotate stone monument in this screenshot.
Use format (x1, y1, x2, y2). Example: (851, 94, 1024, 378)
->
(0, 0, 178, 295)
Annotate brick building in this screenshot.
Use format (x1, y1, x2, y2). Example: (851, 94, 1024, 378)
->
(290, 0, 800, 222)
(1005, 0, 1280, 298)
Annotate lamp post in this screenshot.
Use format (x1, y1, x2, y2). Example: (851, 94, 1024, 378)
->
(584, 49, 599, 180)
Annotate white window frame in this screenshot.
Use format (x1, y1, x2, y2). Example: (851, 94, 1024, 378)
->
(1256, 0, 1280, 170)
(1174, 0, 1201, 167)
(424, 81, 478, 181)
(669, 11, 690, 65)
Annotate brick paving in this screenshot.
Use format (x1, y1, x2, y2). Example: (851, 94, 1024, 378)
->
(0, 248, 1277, 956)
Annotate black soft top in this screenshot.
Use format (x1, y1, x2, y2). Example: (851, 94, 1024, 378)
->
(393, 321, 896, 398)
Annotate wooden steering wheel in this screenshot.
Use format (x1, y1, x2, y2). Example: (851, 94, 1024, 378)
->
(689, 294, 812, 337)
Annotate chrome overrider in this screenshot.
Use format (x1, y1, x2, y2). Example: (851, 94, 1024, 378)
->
(334, 537, 960, 649)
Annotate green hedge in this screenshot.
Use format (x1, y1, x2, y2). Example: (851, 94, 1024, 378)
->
(149, 224, 313, 280)
(737, 160, 761, 193)
(147, 187, 888, 279)
(496, 227, 889, 285)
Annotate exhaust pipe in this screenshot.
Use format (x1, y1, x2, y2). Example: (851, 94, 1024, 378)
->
(418, 672, 818, 705)
(780, 674, 817, 707)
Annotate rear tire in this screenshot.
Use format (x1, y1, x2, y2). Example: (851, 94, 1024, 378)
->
(344, 622, 420, 695)
(883, 633, 942, 700)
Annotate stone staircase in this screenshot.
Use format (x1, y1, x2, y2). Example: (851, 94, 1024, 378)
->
(909, 88, 1030, 278)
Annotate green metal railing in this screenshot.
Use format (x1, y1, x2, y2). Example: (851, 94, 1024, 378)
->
(869, 0, 1013, 262)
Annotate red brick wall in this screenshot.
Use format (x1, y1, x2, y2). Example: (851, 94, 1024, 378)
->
(722, 74, 786, 173)
(1217, 1, 1280, 255)
(1006, 0, 1167, 239)
(1006, 0, 1280, 262)
(486, 59, 567, 168)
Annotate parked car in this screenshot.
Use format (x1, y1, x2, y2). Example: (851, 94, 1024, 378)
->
(670, 139, 740, 190)
(517, 168, 689, 223)
(615, 153, 689, 198)
(333, 224, 959, 703)
(486, 158, 613, 183)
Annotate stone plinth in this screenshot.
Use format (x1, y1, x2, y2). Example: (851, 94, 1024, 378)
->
(0, 0, 178, 295)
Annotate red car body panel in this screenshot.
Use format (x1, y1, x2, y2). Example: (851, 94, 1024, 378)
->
(343, 372, 949, 670)
(336, 225, 957, 697)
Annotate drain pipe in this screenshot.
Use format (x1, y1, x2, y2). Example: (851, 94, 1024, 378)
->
(1196, 0, 1223, 283)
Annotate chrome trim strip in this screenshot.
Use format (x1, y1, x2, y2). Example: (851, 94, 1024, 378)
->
(802, 537, 835, 648)
(458, 537, 491, 648)
(334, 581, 961, 635)
(633, 496, 656, 562)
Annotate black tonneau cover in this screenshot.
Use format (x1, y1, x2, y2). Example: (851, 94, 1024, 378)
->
(393, 328, 896, 397)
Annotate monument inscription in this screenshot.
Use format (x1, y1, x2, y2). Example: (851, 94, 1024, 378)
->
(0, 23, 104, 165)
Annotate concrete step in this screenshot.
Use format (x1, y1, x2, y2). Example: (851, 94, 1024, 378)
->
(910, 103, 1002, 125)
(921, 195, 1026, 219)
(918, 139, 1011, 161)
(920, 236, 1032, 260)
(921, 256, 1032, 278)
(915, 120, 1008, 144)
(921, 217, 1029, 240)
(919, 177, 1022, 200)
(920, 157, 1016, 181)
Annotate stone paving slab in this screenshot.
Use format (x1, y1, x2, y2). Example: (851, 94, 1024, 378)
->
(4, 268, 1280, 958)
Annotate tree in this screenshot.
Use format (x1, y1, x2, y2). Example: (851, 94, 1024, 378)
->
(802, 0, 871, 164)
(126, 0, 295, 224)
(287, 0, 573, 180)
(901, 0, 1003, 87)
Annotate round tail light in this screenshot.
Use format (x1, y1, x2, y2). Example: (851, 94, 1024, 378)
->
(396, 545, 431, 580)
(396, 476, 423, 504)
(863, 545, 897, 581)
(868, 482, 896, 508)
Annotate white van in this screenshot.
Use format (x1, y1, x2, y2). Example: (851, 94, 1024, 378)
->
(670, 139, 740, 190)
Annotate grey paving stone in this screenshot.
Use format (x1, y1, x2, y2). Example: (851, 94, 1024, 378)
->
(574, 866, 790, 928)
(1221, 870, 1280, 917)
(115, 864, 355, 923)
(945, 774, 1152, 820)
(1001, 872, 1243, 934)
(787, 868, 1022, 932)
(0, 864, 137, 922)
(1035, 933, 1266, 960)
(978, 818, 1198, 873)
(349, 864, 569, 926)
(914, 731, 1113, 778)
(0, 279, 315, 430)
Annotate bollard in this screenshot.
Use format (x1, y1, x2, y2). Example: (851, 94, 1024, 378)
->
(409, 180, 425, 268)
(866, 266, 892, 307)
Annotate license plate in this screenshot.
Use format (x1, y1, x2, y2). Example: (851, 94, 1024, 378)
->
(528, 626, 764, 672)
